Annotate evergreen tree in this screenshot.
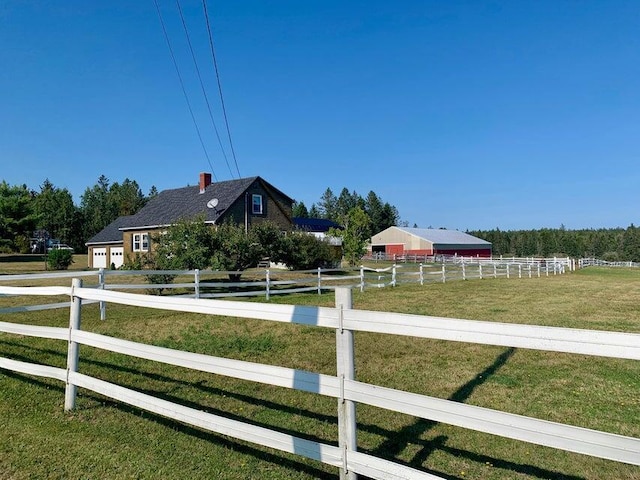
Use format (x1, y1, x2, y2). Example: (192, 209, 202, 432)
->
(0, 181, 38, 252)
(292, 201, 309, 218)
(318, 188, 337, 220)
(33, 179, 78, 246)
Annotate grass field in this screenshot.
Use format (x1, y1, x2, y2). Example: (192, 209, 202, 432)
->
(0, 262, 639, 480)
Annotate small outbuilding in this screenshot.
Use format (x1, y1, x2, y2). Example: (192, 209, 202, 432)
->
(369, 227, 492, 258)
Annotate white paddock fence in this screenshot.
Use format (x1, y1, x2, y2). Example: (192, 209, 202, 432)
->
(0, 281, 638, 479)
(0, 257, 568, 320)
(579, 258, 640, 268)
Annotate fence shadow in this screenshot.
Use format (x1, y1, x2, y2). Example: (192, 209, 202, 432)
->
(365, 346, 584, 480)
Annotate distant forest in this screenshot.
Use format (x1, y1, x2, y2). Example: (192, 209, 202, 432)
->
(468, 226, 640, 262)
(0, 176, 638, 261)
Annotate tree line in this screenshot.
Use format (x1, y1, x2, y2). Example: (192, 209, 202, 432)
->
(0, 176, 154, 253)
(468, 225, 640, 262)
(293, 187, 400, 237)
(0, 177, 400, 256)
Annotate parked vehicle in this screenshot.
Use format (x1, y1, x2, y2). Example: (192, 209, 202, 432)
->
(47, 243, 74, 253)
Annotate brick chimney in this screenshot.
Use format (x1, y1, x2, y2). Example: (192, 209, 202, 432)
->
(199, 172, 212, 194)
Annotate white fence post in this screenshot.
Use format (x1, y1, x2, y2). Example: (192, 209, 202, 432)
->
(462, 262, 466, 280)
(335, 288, 357, 480)
(507, 264, 510, 279)
(194, 269, 200, 299)
(442, 264, 446, 283)
(265, 269, 270, 300)
(392, 264, 397, 287)
(493, 263, 497, 278)
(359, 265, 364, 293)
(65, 278, 83, 411)
(419, 263, 424, 286)
(98, 268, 106, 321)
(479, 263, 483, 280)
(518, 265, 522, 279)
(317, 267, 322, 295)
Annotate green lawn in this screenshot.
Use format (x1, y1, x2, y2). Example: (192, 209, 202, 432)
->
(0, 266, 639, 479)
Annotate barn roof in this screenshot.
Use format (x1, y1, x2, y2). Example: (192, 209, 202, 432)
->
(393, 227, 491, 246)
(293, 217, 342, 232)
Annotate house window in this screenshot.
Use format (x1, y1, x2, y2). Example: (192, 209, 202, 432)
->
(133, 233, 149, 252)
(252, 194, 263, 214)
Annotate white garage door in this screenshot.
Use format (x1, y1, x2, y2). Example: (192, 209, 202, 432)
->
(92, 248, 107, 269)
(110, 247, 124, 269)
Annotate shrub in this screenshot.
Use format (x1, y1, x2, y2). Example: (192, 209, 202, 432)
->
(123, 252, 176, 295)
(47, 249, 74, 270)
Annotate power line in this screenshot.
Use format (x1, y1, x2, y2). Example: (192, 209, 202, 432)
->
(202, 0, 241, 178)
(153, 0, 217, 181)
(174, 0, 235, 179)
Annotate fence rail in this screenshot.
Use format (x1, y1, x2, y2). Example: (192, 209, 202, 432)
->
(0, 258, 569, 318)
(578, 257, 640, 268)
(0, 281, 638, 479)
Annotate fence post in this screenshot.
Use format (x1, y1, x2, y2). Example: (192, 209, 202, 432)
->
(518, 264, 522, 279)
(419, 263, 424, 286)
(493, 263, 497, 278)
(98, 268, 106, 321)
(441, 264, 446, 283)
(65, 278, 83, 411)
(462, 262, 466, 280)
(265, 269, 270, 300)
(392, 264, 397, 287)
(479, 263, 483, 280)
(194, 269, 200, 299)
(506, 264, 510, 279)
(335, 288, 357, 480)
(317, 267, 322, 295)
(537, 263, 541, 277)
(359, 265, 365, 293)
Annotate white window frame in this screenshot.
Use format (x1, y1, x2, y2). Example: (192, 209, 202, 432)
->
(133, 233, 149, 252)
(252, 194, 263, 215)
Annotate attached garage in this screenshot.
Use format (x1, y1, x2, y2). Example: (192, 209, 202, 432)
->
(85, 216, 133, 269)
(369, 227, 492, 258)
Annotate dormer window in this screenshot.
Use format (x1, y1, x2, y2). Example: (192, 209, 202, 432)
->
(252, 194, 263, 214)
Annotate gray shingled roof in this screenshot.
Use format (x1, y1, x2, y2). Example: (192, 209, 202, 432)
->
(86, 215, 134, 245)
(395, 227, 491, 246)
(122, 176, 264, 230)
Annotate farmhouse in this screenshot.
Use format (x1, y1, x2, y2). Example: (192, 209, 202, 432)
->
(369, 226, 492, 258)
(86, 173, 293, 269)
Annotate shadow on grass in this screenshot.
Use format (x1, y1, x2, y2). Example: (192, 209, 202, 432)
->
(1, 341, 586, 480)
(367, 346, 585, 480)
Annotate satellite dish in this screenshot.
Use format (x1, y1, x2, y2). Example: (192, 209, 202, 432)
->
(207, 198, 219, 209)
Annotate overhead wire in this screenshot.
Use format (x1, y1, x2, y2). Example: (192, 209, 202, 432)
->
(174, 0, 236, 179)
(152, 0, 218, 181)
(202, 0, 241, 178)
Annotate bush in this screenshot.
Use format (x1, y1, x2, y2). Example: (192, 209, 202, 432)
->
(281, 232, 339, 270)
(123, 252, 176, 295)
(47, 249, 74, 270)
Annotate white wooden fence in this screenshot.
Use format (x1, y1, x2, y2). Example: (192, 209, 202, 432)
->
(0, 280, 638, 479)
(578, 258, 640, 268)
(0, 258, 568, 320)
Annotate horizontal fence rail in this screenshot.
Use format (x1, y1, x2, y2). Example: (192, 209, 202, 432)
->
(0, 257, 571, 318)
(1, 282, 639, 479)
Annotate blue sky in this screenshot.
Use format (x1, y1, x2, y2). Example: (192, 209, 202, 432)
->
(1, 1, 638, 230)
